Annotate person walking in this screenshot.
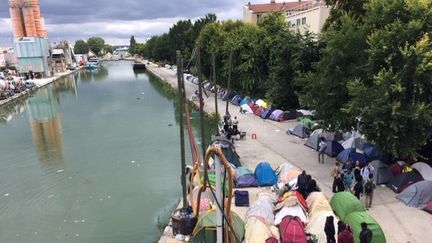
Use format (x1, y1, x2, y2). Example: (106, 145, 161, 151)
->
(331, 162, 342, 193)
(364, 174, 376, 209)
(353, 175, 363, 199)
(361, 162, 375, 183)
(359, 222, 373, 243)
(343, 169, 354, 192)
(324, 216, 336, 243)
(318, 137, 327, 164)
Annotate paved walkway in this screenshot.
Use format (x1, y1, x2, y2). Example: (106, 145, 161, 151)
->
(147, 62, 431, 243)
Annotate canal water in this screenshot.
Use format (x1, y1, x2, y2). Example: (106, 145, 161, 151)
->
(0, 61, 216, 243)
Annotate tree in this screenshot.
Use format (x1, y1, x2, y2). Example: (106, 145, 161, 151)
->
(129, 35, 137, 54)
(102, 44, 114, 54)
(74, 40, 89, 54)
(87, 37, 105, 56)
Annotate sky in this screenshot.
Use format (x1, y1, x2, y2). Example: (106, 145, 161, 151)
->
(0, 0, 275, 46)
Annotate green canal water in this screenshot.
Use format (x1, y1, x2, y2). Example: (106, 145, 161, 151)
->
(0, 61, 216, 243)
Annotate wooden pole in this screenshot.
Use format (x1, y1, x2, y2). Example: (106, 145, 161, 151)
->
(176, 50, 187, 208)
(225, 50, 233, 115)
(212, 52, 219, 135)
(197, 47, 207, 162)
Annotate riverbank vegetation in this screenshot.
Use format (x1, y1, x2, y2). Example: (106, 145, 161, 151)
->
(133, 0, 432, 160)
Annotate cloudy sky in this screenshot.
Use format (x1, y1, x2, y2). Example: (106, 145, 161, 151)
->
(0, 0, 275, 46)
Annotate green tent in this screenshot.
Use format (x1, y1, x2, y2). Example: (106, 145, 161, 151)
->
(345, 211, 386, 243)
(330, 192, 365, 221)
(193, 210, 245, 242)
(200, 173, 230, 195)
(298, 117, 315, 129)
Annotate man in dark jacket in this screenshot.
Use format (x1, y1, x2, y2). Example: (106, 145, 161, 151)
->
(359, 222, 373, 243)
(324, 216, 336, 243)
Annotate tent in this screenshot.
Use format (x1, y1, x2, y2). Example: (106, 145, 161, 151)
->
(306, 192, 333, 217)
(396, 181, 432, 208)
(255, 99, 268, 109)
(223, 90, 238, 101)
(193, 210, 245, 242)
(230, 95, 243, 106)
(240, 96, 251, 106)
(245, 217, 280, 243)
(424, 201, 432, 214)
(210, 139, 241, 167)
(370, 160, 394, 185)
(279, 216, 307, 243)
(297, 109, 314, 117)
(287, 124, 309, 139)
(325, 141, 344, 157)
(245, 192, 276, 224)
(254, 162, 277, 186)
(284, 110, 302, 120)
(253, 106, 262, 117)
(235, 167, 253, 178)
(342, 136, 365, 149)
(336, 148, 367, 165)
(345, 212, 386, 243)
(236, 174, 258, 188)
(330, 192, 365, 221)
(412, 162, 432, 181)
(388, 171, 423, 193)
(260, 107, 274, 119)
(306, 210, 338, 243)
(270, 109, 284, 121)
(298, 117, 314, 129)
(240, 104, 253, 114)
(275, 205, 307, 225)
(361, 143, 383, 161)
(304, 130, 320, 150)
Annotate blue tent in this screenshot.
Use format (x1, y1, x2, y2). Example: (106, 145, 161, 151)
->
(325, 141, 344, 157)
(361, 143, 383, 161)
(231, 95, 243, 106)
(337, 148, 367, 165)
(260, 107, 273, 119)
(240, 97, 251, 106)
(254, 162, 277, 186)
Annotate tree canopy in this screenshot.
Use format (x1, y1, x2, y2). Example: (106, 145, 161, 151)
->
(74, 40, 89, 54)
(87, 37, 105, 56)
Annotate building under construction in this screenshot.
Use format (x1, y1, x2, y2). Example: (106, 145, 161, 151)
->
(9, 0, 51, 77)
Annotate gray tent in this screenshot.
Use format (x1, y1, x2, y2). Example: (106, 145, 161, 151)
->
(287, 124, 309, 139)
(396, 181, 432, 208)
(412, 162, 432, 181)
(370, 160, 394, 185)
(305, 130, 321, 150)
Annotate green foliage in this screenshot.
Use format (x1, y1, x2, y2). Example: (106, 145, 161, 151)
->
(129, 35, 137, 54)
(102, 44, 114, 54)
(87, 37, 105, 56)
(303, 0, 432, 159)
(73, 39, 89, 54)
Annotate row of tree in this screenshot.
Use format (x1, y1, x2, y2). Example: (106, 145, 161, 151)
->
(134, 0, 432, 160)
(74, 37, 114, 56)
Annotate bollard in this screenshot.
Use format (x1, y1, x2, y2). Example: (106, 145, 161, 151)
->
(252, 133, 257, 139)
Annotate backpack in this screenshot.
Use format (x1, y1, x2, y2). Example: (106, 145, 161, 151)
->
(279, 216, 307, 243)
(364, 180, 374, 193)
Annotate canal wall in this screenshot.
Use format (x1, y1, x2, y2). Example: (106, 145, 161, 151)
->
(0, 68, 82, 108)
(145, 60, 429, 243)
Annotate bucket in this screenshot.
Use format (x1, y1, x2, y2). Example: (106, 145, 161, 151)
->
(171, 207, 197, 236)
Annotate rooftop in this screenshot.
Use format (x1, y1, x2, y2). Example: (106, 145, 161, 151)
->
(246, 1, 314, 14)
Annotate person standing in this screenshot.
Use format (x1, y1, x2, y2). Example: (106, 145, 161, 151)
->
(324, 216, 336, 243)
(343, 169, 354, 192)
(359, 222, 373, 243)
(331, 162, 342, 193)
(353, 175, 363, 199)
(364, 174, 376, 209)
(338, 224, 355, 243)
(318, 137, 327, 164)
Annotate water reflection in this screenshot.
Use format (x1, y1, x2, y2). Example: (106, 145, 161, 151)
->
(79, 65, 109, 82)
(26, 75, 77, 165)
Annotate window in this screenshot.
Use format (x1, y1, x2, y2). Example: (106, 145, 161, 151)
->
(296, 19, 301, 26)
(302, 17, 306, 25)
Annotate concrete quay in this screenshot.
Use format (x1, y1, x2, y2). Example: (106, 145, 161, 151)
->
(145, 61, 431, 243)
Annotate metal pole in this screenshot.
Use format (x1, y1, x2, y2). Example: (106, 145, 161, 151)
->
(197, 47, 206, 161)
(215, 155, 223, 243)
(225, 50, 233, 115)
(212, 52, 219, 136)
(176, 50, 187, 208)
